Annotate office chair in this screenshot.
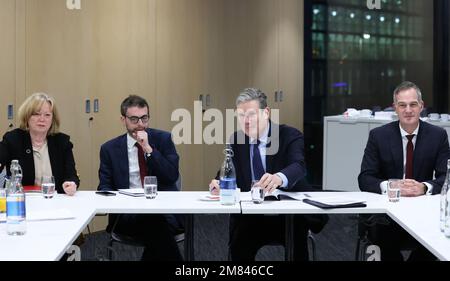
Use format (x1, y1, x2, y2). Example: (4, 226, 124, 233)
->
(307, 230, 317, 261)
(355, 214, 397, 261)
(355, 214, 423, 261)
(106, 175, 185, 261)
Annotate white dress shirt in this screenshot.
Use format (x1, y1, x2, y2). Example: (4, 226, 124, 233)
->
(379, 123, 432, 195)
(249, 123, 288, 187)
(127, 134, 143, 189)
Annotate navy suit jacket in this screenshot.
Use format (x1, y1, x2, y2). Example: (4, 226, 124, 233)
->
(358, 120, 450, 195)
(0, 128, 80, 193)
(98, 128, 179, 191)
(228, 122, 309, 192)
(226, 122, 328, 234)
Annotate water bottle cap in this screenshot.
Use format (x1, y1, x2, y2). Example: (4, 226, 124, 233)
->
(223, 148, 234, 157)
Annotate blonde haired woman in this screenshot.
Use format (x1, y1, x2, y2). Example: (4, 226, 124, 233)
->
(0, 93, 79, 195)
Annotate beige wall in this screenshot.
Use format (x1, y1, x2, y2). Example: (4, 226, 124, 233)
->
(0, 0, 21, 134)
(2, 0, 304, 202)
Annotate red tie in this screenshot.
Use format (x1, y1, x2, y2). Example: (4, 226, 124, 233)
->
(405, 134, 415, 179)
(135, 142, 148, 185)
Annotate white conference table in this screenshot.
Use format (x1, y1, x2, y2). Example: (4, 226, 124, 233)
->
(1, 190, 449, 261)
(241, 191, 387, 261)
(241, 191, 450, 261)
(79, 190, 242, 261)
(240, 191, 387, 214)
(386, 195, 450, 261)
(0, 191, 240, 261)
(0, 194, 95, 261)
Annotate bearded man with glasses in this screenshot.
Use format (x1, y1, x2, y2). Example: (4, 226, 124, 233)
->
(98, 95, 182, 261)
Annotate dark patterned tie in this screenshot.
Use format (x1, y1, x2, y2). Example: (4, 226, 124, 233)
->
(405, 134, 415, 179)
(252, 140, 265, 180)
(135, 142, 148, 185)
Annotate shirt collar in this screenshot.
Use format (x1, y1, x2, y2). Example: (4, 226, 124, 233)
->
(399, 122, 419, 138)
(127, 133, 138, 149)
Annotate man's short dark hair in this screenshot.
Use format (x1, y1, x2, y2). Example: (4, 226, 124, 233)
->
(393, 81, 423, 104)
(120, 95, 149, 116)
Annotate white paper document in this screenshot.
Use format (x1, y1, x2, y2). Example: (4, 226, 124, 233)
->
(240, 190, 307, 201)
(27, 209, 75, 221)
(118, 188, 145, 197)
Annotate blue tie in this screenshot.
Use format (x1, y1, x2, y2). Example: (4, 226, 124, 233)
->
(252, 140, 265, 180)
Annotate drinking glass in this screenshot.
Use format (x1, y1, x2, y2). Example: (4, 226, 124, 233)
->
(387, 179, 401, 203)
(251, 180, 264, 204)
(143, 176, 157, 199)
(41, 175, 56, 199)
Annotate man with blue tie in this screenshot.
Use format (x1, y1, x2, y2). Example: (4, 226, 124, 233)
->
(209, 88, 323, 261)
(98, 95, 182, 261)
(358, 81, 449, 261)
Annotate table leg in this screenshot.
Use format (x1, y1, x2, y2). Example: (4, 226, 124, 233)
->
(185, 214, 194, 261)
(285, 214, 294, 261)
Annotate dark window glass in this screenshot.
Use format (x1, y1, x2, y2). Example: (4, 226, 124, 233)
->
(305, 0, 434, 186)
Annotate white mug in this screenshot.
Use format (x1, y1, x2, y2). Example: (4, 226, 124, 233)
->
(428, 113, 439, 120)
(345, 108, 359, 117)
(360, 109, 372, 117)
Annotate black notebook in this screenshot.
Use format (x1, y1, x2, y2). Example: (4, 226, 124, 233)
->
(303, 198, 367, 209)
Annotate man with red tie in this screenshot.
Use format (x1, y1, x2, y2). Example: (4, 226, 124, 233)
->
(98, 95, 182, 261)
(358, 81, 449, 261)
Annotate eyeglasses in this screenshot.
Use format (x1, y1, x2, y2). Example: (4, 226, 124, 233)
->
(126, 115, 149, 124)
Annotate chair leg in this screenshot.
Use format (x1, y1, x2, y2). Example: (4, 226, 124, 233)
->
(355, 238, 361, 261)
(355, 238, 372, 261)
(307, 231, 317, 261)
(107, 239, 114, 261)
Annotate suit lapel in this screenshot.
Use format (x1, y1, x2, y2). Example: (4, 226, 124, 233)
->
(146, 128, 155, 176)
(117, 134, 130, 188)
(235, 131, 252, 190)
(22, 132, 35, 184)
(389, 123, 404, 178)
(266, 122, 274, 173)
(47, 135, 57, 178)
(413, 121, 426, 178)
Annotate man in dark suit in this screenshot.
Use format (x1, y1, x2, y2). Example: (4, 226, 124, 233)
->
(358, 81, 449, 261)
(209, 88, 326, 261)
(98, 95, 182, 261)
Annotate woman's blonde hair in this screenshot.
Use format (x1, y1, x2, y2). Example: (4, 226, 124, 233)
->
(18, 92, 60, 135)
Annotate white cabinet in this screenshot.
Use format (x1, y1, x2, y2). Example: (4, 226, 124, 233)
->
(323, 116, 450, 191)
(323, 118, 370, 192)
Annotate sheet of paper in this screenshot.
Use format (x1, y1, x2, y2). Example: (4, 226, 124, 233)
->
(118, 188, 145, 197)
(27, 209, 75, 221)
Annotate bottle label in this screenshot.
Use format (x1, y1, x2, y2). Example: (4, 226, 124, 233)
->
(6, 194, 26, 219)
(220, 178, 236, 190)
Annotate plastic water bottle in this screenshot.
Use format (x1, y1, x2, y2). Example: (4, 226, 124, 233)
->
(220, 145, 236, 206)
(10, 160, 23, 182)
(0, 179, 6, 223)
(6, 160, 26, 235)
(440, 160, 450, 232)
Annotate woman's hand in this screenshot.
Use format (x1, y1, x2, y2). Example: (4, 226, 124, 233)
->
(62, 181, 77, 196)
